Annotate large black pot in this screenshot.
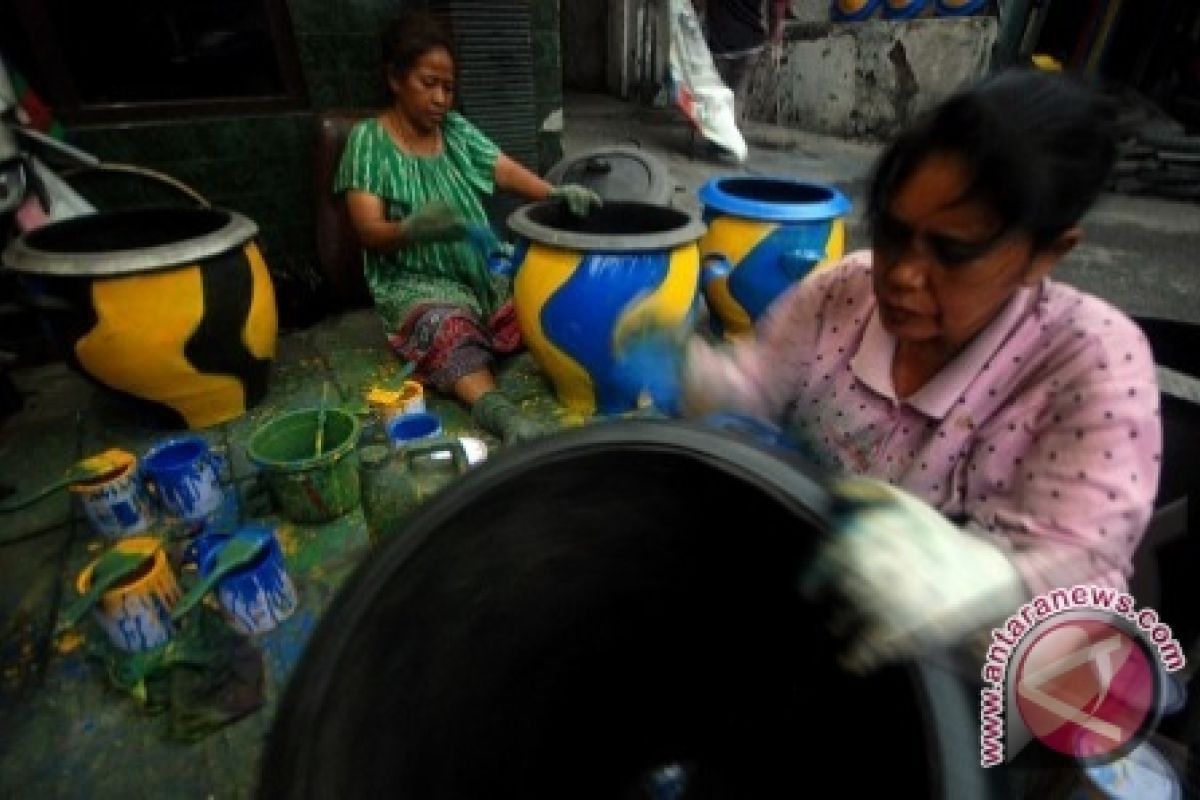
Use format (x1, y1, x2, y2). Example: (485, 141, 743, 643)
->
(260, 420, 995, 798)
(1, 207, 277, 429)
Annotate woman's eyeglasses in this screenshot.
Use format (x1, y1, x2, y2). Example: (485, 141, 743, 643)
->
(871, 211, 1011, 270)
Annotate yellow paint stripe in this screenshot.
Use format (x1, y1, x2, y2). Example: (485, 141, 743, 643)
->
(809, 218, 847, 278)
(243, 242, 278, 360)
(514, 245, 596, 414)
(613, 244, 700, 345)
(700, 217, 775, 267)
(76, 267, 244, 428)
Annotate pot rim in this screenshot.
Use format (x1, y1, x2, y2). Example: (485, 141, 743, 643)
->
(247, 407, 361, 472)
(699, 177, 851, 222)
(1, 207, 258, 277)
(508, 200, 706, 253)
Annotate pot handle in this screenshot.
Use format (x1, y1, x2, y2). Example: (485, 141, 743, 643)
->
(700, 253, 733, 290)
(404, 436, 469, 476)
(779, 249, 825, 281)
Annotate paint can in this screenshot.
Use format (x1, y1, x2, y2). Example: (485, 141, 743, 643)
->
(69, 450, 155, 539)
(367, 381, 425, 426)
(76, 536, 181, 652)
(247, 407, 361, 523)
(200, 524, 298, 635)
(386, 411, 442, 450)
(141, 436, 225, 525)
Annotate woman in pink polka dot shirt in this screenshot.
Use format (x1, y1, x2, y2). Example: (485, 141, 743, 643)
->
(680, 71, 1162, 670)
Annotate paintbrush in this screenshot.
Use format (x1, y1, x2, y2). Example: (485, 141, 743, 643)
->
(59, 548, 154, 632)
(170, 534, 272, 621)
(315, 381, 330, 457)
(0, 449, 134, 513)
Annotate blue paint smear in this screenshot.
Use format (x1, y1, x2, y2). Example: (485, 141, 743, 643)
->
(728, 222, 834, 321)
(540, 251, 670, 413)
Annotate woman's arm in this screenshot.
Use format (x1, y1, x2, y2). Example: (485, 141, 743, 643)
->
(345, 190, 407, 253)
(494, 154, 553, 202)
(682, 252, 869, 423)
(345, 191, 466, 252)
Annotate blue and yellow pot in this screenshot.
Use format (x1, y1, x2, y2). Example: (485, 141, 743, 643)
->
(2, 208, 277, 429)
(698, 177, 851, 338)
(508, 201, 705, 416)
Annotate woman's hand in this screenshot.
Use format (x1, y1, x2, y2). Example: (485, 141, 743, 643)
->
(802, 477, 1027, 674)
(400, 200, 467, 244)
(549, 184, 603, 217)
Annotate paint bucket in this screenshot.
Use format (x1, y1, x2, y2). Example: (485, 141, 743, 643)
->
(367, 381, 425, 426)
(247, 407, 361, 524)
(200, 525, 298, 635)
(69, 450, 155, 539)
(697, 177, 851, 338)
(141, 436, 225, 525)
(76, 536, 181, 653)
(386, 411, 442, 450)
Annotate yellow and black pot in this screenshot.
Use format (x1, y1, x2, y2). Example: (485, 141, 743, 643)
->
(698, 177, 850, 338)
(507, 200, 705, 416)
(2, 208, 277, 429)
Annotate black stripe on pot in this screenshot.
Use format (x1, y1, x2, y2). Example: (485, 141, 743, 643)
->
(184, 244, 271, 406)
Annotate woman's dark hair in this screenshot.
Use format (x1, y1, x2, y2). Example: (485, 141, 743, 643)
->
(381, 11, 456, 79)
(868, 69, 1119, 250)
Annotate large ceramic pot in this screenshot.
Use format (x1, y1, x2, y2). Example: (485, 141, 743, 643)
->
(698, 177, 850, 338)
(2, 207, 277, 429)
(508, 200, 705, 416)
(260, 420, 995, 799)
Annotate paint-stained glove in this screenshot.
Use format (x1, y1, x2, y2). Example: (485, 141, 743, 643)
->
(801, 477, 1027, 674)
(549, 184, 603, 217)
(401, 200, 468, 244)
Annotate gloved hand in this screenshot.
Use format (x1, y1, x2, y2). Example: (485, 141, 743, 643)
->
(801, 477, 1027, 674)
(548, 184, 603, 217)
(612, 324, 689, 416)
(401, 200, 468, 244)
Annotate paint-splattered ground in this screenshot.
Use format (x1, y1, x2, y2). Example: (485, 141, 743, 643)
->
(0, 310, 570, 798)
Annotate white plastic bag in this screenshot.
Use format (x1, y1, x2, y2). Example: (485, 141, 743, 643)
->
(667, 0, 748, 162)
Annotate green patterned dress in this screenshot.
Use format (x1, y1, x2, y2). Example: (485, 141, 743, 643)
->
(335, 112, 520, 390)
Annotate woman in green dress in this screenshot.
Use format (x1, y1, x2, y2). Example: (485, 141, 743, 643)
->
(337, 12, 599, 444)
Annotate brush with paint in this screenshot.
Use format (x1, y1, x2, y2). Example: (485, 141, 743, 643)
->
(72, 536, 182, 652)
(173, 524, 298, 635)
(0, 448, 134, 509)
(247, 407, 362, 523)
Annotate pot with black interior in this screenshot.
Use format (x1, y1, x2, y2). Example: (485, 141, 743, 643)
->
(259, 419, 997, 799)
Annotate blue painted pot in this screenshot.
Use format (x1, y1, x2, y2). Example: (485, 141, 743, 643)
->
(141, 435, 225, 525)
(883, 0, 930, 19)
(832, 0, 883, 22)
(508, 200, 705, 416)
(698, 177, 851, 338)
(936, 0, 988, 15)
(200, 524, 297, 635)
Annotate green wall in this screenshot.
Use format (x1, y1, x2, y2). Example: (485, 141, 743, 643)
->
(65, 0, 563, 329)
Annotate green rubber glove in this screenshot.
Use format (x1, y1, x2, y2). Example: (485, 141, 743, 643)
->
(548, 184, 603, 217)
(401, 200, 468, 244)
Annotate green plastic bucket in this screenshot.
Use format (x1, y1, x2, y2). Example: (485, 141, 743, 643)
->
(247, 407, 361, 523)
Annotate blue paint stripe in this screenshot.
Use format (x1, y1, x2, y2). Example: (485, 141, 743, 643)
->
(728, 222, 834, 321)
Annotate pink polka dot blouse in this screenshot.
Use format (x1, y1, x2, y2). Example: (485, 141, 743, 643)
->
(685, 251, 1162, 595)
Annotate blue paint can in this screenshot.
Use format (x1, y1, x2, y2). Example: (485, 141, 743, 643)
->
(387, 411, 443, 450)
(141, 436, 225, 525)
(200, 524, 298, 635)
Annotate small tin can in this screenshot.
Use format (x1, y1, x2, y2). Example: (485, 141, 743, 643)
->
(367, 381, 425, 426)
